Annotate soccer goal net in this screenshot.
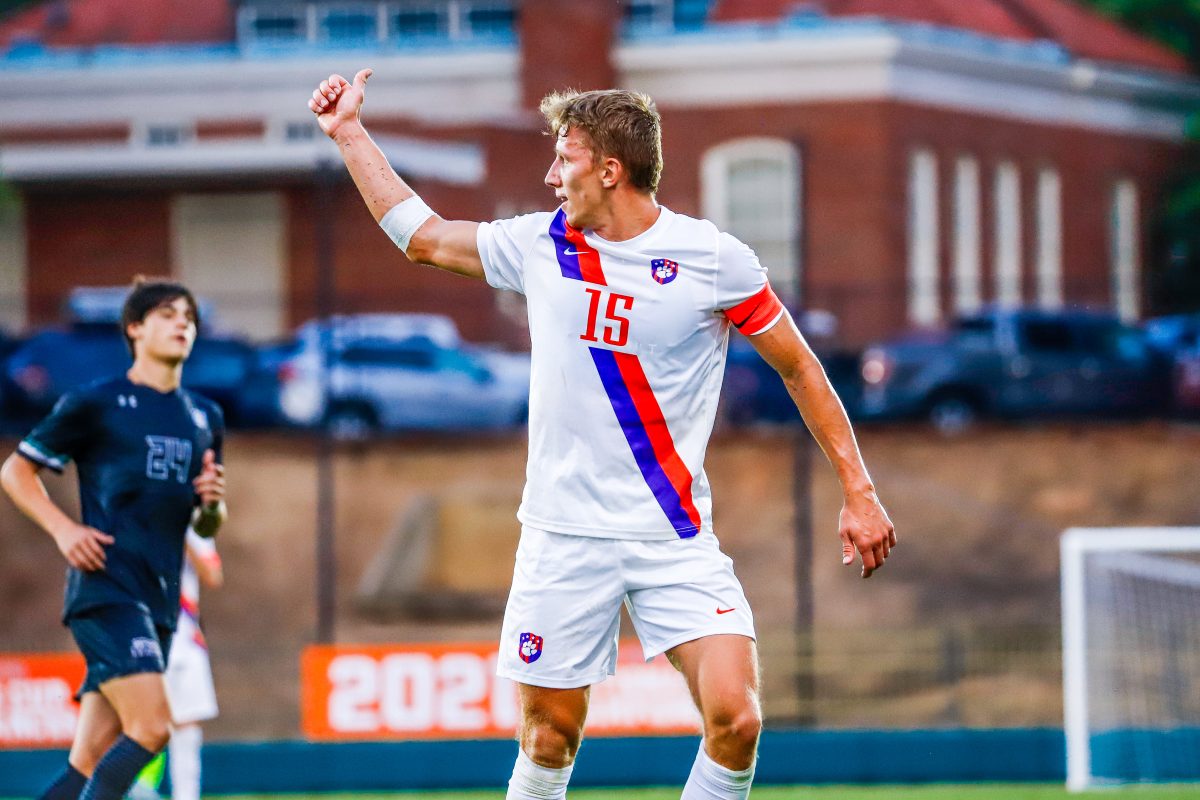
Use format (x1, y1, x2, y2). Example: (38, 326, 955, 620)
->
(1061, 527, 1200, 791)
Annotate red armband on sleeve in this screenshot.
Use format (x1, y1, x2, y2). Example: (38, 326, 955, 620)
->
(724, 283, 785, 335)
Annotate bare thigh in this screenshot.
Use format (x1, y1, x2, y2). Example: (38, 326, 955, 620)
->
(99, 672, 173, 752)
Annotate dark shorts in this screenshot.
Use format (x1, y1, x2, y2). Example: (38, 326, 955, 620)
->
(67, 604, 174, 699)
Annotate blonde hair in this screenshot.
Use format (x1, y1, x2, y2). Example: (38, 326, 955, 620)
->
(539, 89, 663, 194)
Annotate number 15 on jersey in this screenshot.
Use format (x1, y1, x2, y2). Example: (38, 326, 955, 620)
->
(580, 288, 634, 348)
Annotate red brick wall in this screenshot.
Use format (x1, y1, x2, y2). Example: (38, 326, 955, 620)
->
(884, 102, 1179, 325)
(24, 190, 172, 324)
(519, 0, 619, 110)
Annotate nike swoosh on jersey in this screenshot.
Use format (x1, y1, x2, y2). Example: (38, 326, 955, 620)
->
(716, 607, 737, 614)
(550, 209, 606, 285)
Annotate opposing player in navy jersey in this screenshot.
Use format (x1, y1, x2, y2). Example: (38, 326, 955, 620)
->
(0, 279, 227, 800)
(311, 72, 895, 800)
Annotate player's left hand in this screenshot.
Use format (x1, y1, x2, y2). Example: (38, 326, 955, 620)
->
(193, 449, 225, 510)
(838, 488, 896, 579)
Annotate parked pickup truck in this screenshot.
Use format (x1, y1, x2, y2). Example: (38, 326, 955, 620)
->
(858, 309, 1170, 433)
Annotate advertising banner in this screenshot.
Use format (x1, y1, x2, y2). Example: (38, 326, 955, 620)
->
(0, 653, 85, 748)
(301, 641, 701, 740)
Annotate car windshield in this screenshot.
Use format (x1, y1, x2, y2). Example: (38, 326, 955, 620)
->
(953, 318, 995, 350)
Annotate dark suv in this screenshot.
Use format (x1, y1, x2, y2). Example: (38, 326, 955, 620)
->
(3, 325, 274, 429)
(859, 309, 1169, 432)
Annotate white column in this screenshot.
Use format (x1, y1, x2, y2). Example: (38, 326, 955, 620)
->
(953, 156, 982, 315)
(1111, 179, 1141, 322)
(1037, 168, 1063, 310)
(994, 161, 1022, 308)
(908, 148, 940, 326)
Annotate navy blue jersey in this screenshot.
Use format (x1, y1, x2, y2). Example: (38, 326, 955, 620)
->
(18, 375, 224, 630)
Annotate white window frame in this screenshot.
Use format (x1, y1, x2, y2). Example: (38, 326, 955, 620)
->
(1036, 168, 1063, 310)
(1111, 178, 1141, 322)
(953, 155, 982, 315)
(994, 160, 1023, 307)
(701, 137, 801, 300)
(907, 148, 940, 326)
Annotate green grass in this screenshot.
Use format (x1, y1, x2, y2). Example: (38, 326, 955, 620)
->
(10, 787, 1199, 800)
(213, 785, 1200, 799)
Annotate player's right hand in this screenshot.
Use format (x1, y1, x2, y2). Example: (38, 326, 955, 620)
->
(52, 522, 114, 572)
(308, 69, 372, 140)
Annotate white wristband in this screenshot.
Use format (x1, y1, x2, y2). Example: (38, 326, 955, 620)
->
(379, 195, 436, 253)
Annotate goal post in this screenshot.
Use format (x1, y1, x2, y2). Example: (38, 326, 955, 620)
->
(1061, 527, 1200, 792)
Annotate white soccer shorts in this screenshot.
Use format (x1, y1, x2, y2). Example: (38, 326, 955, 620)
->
(496, 526, 756, 689)
(164, 634, 219, 725)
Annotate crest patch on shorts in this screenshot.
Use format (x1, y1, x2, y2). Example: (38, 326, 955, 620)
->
(518, 632, 544, 664)
(130, 637, 162, 660)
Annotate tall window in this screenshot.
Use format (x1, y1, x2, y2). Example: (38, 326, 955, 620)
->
(702, 138, 801, 300)
(1036, 168, 1063, 310)
(994, 161, 1023, 307)
(171, 193, 287, 340)
(1111, 179, 1141, 322)
(907, 148, 940, 326)
(953, 155, 982, 315)
(0, 193, 25, 331)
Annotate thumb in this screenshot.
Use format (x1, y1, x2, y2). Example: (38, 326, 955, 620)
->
(840, 529, 855, 566)
(353, 68, 373, 90)
(93, 529, 115, 544)
(202, 449, 216, 468)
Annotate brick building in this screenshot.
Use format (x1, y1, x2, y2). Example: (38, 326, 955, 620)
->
(1, 0, 1197, 348)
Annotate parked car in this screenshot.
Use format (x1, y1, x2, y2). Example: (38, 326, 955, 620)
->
(1143, 311, 1200, 355)
(275, 314, 531, 438)
(0, 328, 29, 433)
(722, 336, 862, 424)
(1171, 344, 1200, 416)
(858, 308, 1170, 433)
(1142, 312, 1200, 416)
(2, 324, 274, 429)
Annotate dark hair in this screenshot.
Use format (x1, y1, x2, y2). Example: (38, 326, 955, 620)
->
(539, 89, 663, 194)
(120, 276, 200, 354)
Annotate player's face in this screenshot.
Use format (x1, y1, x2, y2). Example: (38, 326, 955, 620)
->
(545, 128, 605, 229)
(128, 297, 197, 366)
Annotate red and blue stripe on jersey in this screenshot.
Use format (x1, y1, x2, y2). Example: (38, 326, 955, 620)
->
(549, 208, 702, 538)
(551, 208, 607, 285)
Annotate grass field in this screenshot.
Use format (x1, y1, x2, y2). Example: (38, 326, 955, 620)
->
(211, 785, 1200, 799)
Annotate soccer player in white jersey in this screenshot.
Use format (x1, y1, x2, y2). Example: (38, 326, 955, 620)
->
(309, 70, 895, 800)
(165, 529, 223, 800)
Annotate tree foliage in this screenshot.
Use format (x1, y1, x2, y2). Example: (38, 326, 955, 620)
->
(1086, 0, 1200, 69)
(1082, 0, 1200, 312)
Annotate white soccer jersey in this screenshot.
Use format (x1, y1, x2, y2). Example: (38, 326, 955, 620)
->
(477, 205, 785, 540)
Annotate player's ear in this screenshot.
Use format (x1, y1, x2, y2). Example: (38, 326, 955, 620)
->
(601, 156, 622, 189)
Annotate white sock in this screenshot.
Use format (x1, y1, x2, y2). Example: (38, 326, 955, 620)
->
(168, 725, 203, 800)
(506, 748, 574, 800)
(680, 743, 755, 800)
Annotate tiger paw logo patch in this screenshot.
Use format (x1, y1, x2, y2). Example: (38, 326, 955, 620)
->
(519, 632, 544, 664)
(651, 258, 679, 285)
